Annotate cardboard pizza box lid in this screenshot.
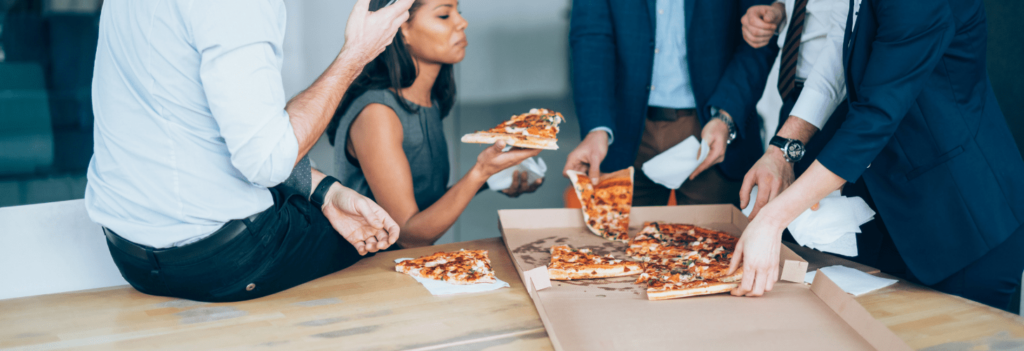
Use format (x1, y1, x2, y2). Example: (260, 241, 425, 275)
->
(498, 205, 910, 351)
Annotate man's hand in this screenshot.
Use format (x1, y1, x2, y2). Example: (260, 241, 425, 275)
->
(729, 212, 784, 297)
(689, 112, 731, 181)
(740, 147, 795, 219)
(321, 183, 401, 255)
(741, 3, 785, 49)
(341, 0, 414, 65)
(564, 131, 609, 184)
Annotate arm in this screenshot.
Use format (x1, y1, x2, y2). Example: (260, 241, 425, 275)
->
(691, 0, 779, 180)
(191, 0, 412, 188)
(350, 105, 540, 248)
(564, 0, 615, 182)
(739, 0, 850, 216)
(731, 0, 957, 297)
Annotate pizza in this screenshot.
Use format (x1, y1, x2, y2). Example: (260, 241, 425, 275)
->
(395, 250, 496, 285)
(547, 245, 643, 280)
(461, 108, 564, 150)
(627, 222, 737, 260)
(567, 167, 634, 242)
(627, 222, 744, 300)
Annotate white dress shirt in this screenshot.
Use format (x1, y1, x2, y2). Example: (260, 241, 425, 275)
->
(86, 0, 298, 248)
(755, 0, 849, 151)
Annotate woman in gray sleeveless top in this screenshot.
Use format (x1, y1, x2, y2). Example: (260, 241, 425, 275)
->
(326, 0, 543, 248)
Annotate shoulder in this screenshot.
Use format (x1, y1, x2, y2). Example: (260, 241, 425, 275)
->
(351, 103, 404, 142)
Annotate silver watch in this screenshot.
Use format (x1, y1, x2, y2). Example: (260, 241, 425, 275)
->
(710, 110, 737, 145)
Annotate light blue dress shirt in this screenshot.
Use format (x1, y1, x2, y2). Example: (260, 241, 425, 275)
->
(590, 0, 696, 144)
(86, 0, 299, 248)
(648, 0, 696, 109)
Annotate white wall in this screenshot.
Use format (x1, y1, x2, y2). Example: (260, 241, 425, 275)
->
(280, 0, 572, 103)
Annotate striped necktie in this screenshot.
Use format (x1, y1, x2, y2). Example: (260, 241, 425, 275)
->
(778, 0, 808, 100)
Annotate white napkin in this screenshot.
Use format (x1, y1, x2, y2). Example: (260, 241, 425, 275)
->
(641, 136, 710, 189)
(487, 157, 546, 192)
(743, 188, 874, 257)
(804, 265, 898, 296)
(394, 258, 510, 295)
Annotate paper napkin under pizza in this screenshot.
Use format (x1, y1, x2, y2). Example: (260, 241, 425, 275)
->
(641, 136, 710, 189)
(743, 187, 874, 257)
(394, 258, 510, 295)
(486, 157, 546, 192)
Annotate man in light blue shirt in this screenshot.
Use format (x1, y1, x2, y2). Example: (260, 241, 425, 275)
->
(566, 0, 775, 207)
(86, 0, 413, 302)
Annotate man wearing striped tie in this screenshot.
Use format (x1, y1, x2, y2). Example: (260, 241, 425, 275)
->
(737, 0, 849, 218)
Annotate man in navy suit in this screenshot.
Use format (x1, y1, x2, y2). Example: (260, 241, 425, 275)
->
(731, 0, 1024, 310)
(563, 0, 776, 207)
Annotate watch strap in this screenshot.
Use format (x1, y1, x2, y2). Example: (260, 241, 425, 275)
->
(310, 176, 340, 209)
(769, 136, 789, 149)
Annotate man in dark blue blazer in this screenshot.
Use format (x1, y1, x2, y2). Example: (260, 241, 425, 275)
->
(731, 0, 1024, 310)
(563, 0, 776, 206)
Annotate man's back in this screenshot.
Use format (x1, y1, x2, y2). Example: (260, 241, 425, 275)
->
(87, 0, 298, 248)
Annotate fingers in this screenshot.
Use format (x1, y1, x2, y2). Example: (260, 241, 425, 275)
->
(689, 148, 720, 181)
(504, 171, 522, 196)
(587, 153, 602, 184)
(749, 268, 768, 296)
(355, 198, 384, 229)
(749, 184, 770, 219)
(363, 235, 380, 253)
(382, 0, 415, 15)
(811, 202, 820, 211)
(382, 213, 401, 245)
(354, 240, 368, 256)
(732, 263, 755, 296)
(765, 264, 778, 292)
(739, 170, 756, 209)
(728, 239, 743, 275)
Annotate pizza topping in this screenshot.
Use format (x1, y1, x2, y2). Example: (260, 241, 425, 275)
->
(547, 245, 643, 281)
(568, 167, 634, 243)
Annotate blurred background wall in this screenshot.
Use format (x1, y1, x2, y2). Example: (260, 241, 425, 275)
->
(0, 0, 1021, 245)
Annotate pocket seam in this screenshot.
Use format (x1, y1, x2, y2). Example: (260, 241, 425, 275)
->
(905, 145, 965, 181)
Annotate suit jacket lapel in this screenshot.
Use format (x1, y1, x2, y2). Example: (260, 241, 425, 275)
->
(843, 0, 854, 65)
(646, 0, 657, 33)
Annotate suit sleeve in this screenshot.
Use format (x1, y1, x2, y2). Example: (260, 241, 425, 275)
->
(816, 0, 955, 182)
(705, 0, 778, 139)
(569, 0, 617, 140)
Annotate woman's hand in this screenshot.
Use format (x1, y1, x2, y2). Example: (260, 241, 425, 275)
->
(472, 141, 542, 179)
(501, 170, 544, 198)
(321, 183, 401, 255)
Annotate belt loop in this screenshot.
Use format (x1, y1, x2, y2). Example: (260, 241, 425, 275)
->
(145, 248, 161, 270)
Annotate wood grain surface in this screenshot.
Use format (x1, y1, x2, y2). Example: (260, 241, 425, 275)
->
(1, 238, 1021, 350)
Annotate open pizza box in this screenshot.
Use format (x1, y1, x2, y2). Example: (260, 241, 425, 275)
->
(498, 205, 910, 351)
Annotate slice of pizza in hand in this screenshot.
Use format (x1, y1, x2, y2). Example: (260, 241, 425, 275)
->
(547, 245, 643, 280)
(395, 250, 496, 285)
(567, 167, 634, 242)
(461, 108, 564, 150)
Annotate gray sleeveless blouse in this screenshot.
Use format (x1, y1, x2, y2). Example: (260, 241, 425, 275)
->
(333, 89, 450, 211)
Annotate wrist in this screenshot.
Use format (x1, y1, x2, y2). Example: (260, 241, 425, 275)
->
(585, 130, 609, 144)
(467, 164, 491, 184)
(766, 145, 793, 165)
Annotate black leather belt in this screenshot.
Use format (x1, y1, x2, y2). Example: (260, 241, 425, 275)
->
(104, 211, 263, 265)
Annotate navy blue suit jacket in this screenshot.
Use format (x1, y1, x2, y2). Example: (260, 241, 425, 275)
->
(570, 0, 776, 179)
(817, 0, 1024, 284)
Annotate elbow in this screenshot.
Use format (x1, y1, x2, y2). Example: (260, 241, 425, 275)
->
(232, 153, 296, 188)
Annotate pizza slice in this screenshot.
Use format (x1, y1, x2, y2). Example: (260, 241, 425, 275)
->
(461, 108, 564, 150)
(626, 222, 699, 259)
(395, 250, 496, 285)
(547, 245, 643, 280)
(567, 167, 634, 242)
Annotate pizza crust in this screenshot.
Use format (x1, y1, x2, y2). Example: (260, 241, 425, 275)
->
(461, 132, 558, 150)
(646, 282, 740, 300)
(567, 167, 634, 242)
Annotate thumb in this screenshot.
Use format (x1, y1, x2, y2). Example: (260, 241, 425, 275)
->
(356, 199, 384, 229)
(763, 8, 777, 22)
(353, 0, 371, 13)
(728, 240, 744, 275)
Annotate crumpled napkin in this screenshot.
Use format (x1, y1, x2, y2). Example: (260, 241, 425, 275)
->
(394, 258, 510, 295)
(487, 157, 546, 192)
(743, 188, 874, 257)
(804, 265, 898, 296)
(641, 136, 710, 189)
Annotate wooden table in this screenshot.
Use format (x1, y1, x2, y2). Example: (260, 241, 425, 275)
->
(1, 238, 1022, 350)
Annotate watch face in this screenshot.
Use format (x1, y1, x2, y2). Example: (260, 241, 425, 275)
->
(786, 142, 805, 161)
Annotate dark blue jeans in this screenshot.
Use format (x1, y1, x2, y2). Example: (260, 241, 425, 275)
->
(106, 186, 363, 302)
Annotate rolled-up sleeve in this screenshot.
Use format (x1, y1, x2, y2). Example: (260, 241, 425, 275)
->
(189, 0, 298, 188)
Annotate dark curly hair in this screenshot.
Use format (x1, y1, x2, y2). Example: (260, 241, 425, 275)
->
(327, 0, 457, 146)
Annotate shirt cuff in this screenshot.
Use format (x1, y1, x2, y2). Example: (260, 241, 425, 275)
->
(789, 88, 840, 130)
(589, 126, 615, 146)
(258, 110, 300, 187)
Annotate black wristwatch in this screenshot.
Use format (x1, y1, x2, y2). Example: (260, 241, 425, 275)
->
(710, 109, 737, 145)
(769, 136, 806, 163)
(311, 176, 341, 209)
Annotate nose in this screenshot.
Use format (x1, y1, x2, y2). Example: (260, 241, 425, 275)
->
(456, 12, 468, 31)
